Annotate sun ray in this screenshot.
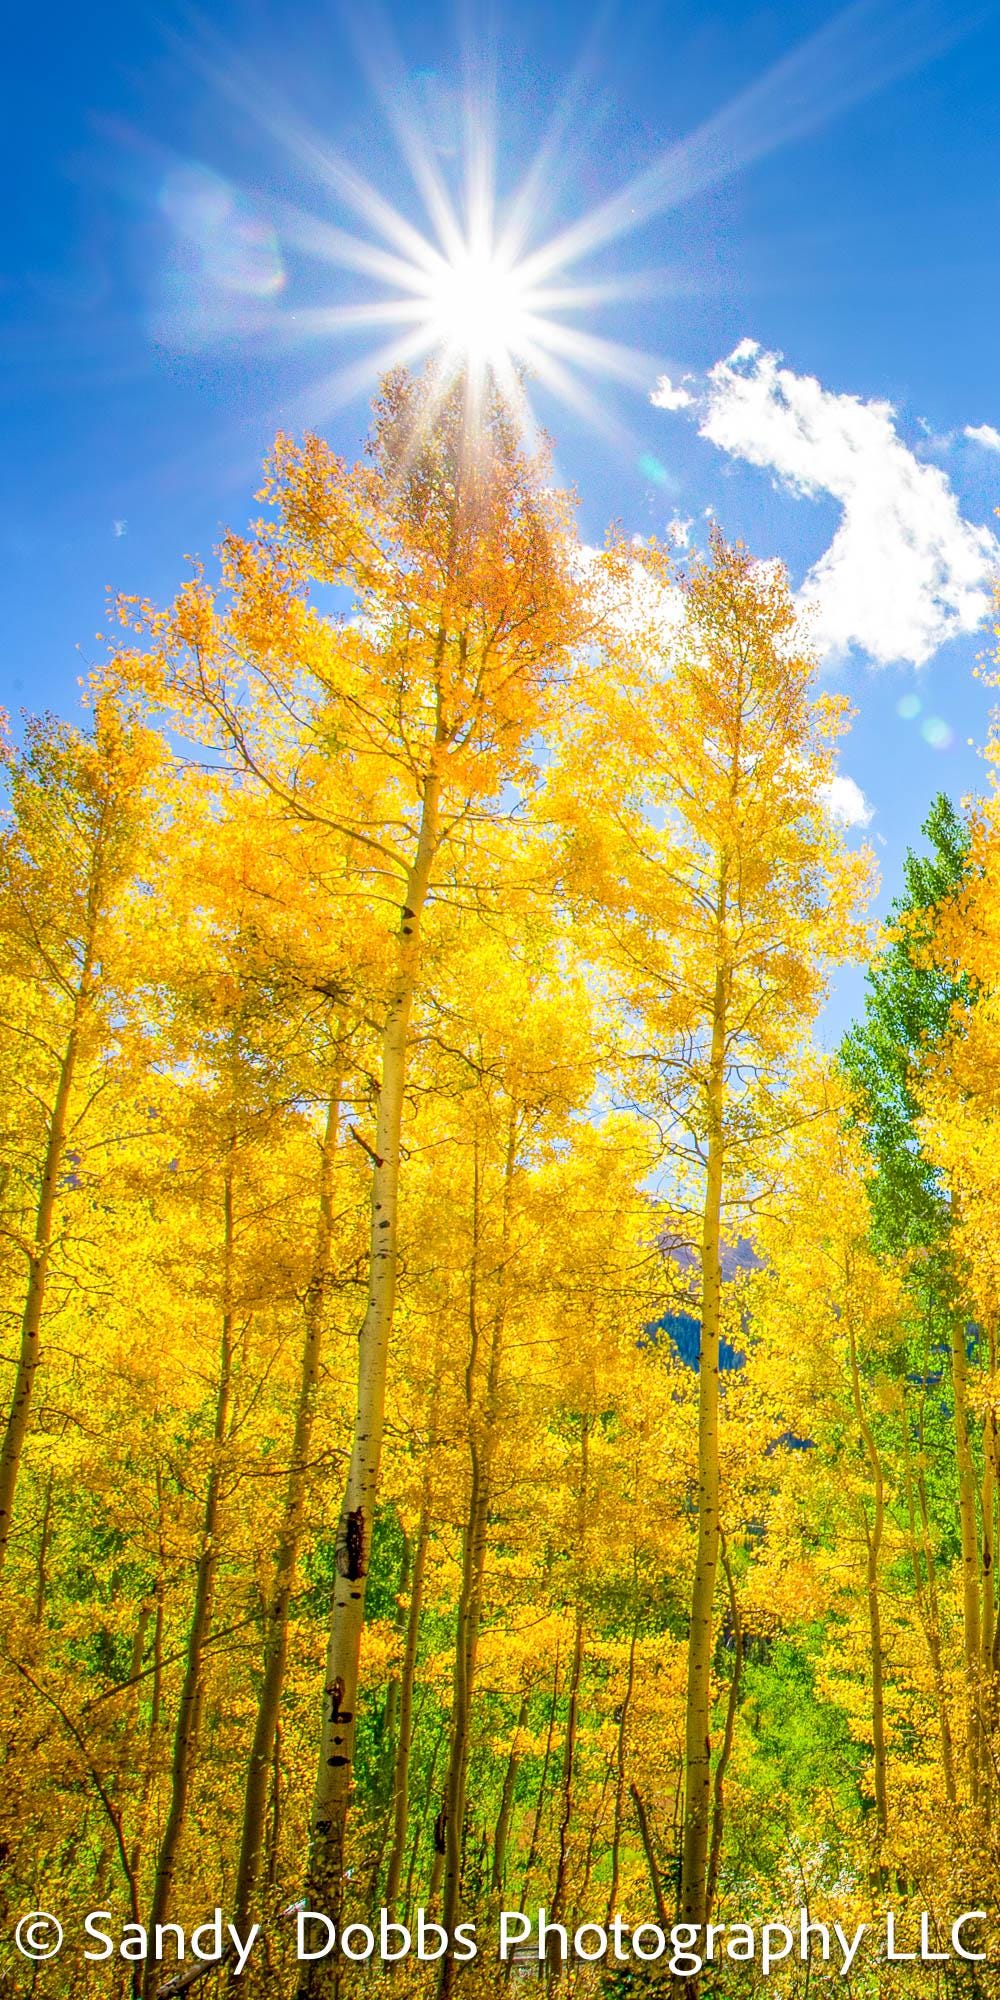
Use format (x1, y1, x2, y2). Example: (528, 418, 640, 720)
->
(282, 325, 440, 429)
(511, 337, 637, 452)
(520, 318, 661, 389)
(332, 0, 469, 265)
(513, 0, 980, 285)
(263, 210, 442, 296)
(160, 9, 667, 437)
(160, 0, 984, 449)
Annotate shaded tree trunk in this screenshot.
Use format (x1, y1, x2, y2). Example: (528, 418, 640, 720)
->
(405, 1720, 446, 1912)
(847, 1303, 888, 1842)
(551, 1422, 590, 1940)
(681, 942, 727, 1926)
(492, 1695, 528, 1897)
(521, 1644, 561, 1904)
(706, 1534, 742, 1919)
(439, 1121, 514, 1995)
(550, 1605, 585, 1930)
(951, 1317, 982, 1804)
(233, 1081, 343, 1932)
(607, 1593, 639, 1922)
(631, 1785, 668, 1927)
(902, 1378, 957, 1805)
(385, 1493, 431, 1914)
(143, 1157, 235, 1996)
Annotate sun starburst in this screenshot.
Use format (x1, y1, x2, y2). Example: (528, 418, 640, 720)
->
(157, 0, 960, 463)
(265, 154, 664, 448)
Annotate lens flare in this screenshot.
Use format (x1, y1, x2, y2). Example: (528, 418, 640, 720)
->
(922, 716, 954, 750)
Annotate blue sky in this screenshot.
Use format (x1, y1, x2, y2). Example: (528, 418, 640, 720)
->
(4, 0, 1000, 1035)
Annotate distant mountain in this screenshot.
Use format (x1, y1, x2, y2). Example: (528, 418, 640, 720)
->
(660, 1234, 763, 1284)
(646, 1235, 760, 1371)
(643, 1309, 745, 1372)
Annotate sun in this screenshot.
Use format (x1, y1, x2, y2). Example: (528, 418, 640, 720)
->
(214, 86, 667, 442)
(420, 240, 532, 373)
(170, 38, 692, 444)
(279, 178, 658, 445)
(161, 0, 930, 452)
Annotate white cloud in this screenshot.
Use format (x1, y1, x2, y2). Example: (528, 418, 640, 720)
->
(697, 342, 998, 668)
(651, 374, 694, 412)
(113, 519, 127, 538)
(965, 423, 1000, 453)
(819, 773, 874, 828)
(668, 514, 693, 548)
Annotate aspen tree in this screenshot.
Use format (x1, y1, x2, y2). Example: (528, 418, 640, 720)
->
(844, 795, 982, 1802)
(143, 1142, 236, 1995)
(550, 528, 869, 1925)
(233, 1076, 345, 1931)
(21, 377, 1000, 1984)
(109, 369, 594, 1954)
(0, 704, 156, 1574)
(432, 936, 600, 1984)
(753, 1081, 906, 1850)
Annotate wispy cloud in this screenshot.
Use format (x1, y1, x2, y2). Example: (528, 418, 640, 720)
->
(965, 422, 1000, 452)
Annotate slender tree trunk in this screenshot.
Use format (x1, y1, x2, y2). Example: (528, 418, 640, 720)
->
(681, 947, 727, 1926)
(378, 1654, 403, 1808)
(404, 1721, 446, 1912)
(151, 1465, 166, 1737)
(131, 1487, 167, 1886)
(573, 1758, 614, 1934)
(951, 1318, 982, 1803)
(983, 1435, 995, 1672)
(385, 1493, 430, 1914)
(492, 1695, 527, 1896)
(368, 1531, 411, 1902)
(983, 1327, 998, 1693)
(233, 1082, 343, 1932)
(0, 1020, 85, 1571)
(266, 1718, 283, 1890)
(143, 1158, 235, 1995)
(550, 1606, 585, 1928)
(631, 1785, 668, 1927)
(706, 1534, 742, 1920)
(847, 1306, 888, 1842)
(521, 1644, 561, 1904)
(298, 767, 440, 1987)
(440, 1123, 513, 1993)
(982, 1328, 1000, 1822)
(901, 1410, 956, 1805)
(607, 1610, 638, 1923)
(32, 1472, 55, 1624)
(550, 1418, 589, 1934)
(439, 1158, 486, 1990)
